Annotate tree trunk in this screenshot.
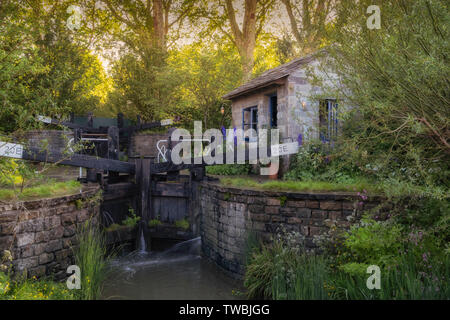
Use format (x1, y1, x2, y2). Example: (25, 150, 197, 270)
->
(152, 0, 166, 51)
(225, 0, 258, 82)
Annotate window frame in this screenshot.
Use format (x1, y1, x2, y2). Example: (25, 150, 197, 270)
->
(319, 99, 338, 142)
(242, 106, 258, 141)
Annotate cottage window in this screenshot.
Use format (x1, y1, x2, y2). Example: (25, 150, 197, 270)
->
(319, 99, 338, 141)
(242, 106, 258, 140)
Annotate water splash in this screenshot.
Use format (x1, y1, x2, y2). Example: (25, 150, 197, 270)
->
(161, 237, 201, 256)
(137, 227, 146, 253)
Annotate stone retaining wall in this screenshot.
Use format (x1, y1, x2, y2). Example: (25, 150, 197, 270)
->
(197, 181, 383, 278)
(0, 187, 100, 279)
(14, 130, 73, 152)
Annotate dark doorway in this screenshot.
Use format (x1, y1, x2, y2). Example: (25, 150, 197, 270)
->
(270, 95, 277, 127)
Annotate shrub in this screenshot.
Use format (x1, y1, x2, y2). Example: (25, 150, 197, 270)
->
(121, 213, 140, 227)
(331, 251, 449, 300)
(206, 164, 252, 176)
(339, 216, 404, 268)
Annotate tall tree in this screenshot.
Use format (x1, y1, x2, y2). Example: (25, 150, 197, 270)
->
(100, 0, 195, 53)
(281, 0, 335, 55)
(197, 0, 275, 82)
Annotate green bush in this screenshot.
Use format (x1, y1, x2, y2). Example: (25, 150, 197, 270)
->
(206, 164, 252, 176)
(121, 213, 141, 227)
(339, 217, 404, 268)
(331, 251, 449, 300)
(284, 141, 365, 185)
(244, 219, 449, 300)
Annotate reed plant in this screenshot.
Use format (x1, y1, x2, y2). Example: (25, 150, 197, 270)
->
(72, 219, 112, 300)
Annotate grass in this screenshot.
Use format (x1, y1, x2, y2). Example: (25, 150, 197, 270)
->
(245, 240, 449, 300)
(220, 177, 382, 194)
(72, 219, 112, 300)
(0, 180, 81, 201)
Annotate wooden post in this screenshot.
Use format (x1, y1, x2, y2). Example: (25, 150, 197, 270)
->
(87, 112, 94, 128)
(107, 126, 120, 160)
(135, 157, 152, 250)
(108, 126, 120, 182)
(136, 115, 141, 129)
(117, 113, 124, 129)
(84, 114, 96, 180)
(73, 128, 83, 180)
(69, 112, 75, 123)
(166, 127, 179, 181)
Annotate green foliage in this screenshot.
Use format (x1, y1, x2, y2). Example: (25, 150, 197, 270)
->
(0, 180, 81, 201)
(0, 1, 110, 134)
(331, 251, 449, 300)
(279, 196, 287, 207)
(318, 0, 450, 193)
(244, 223, 449, 300)
(284, 141, 367, 185)
(220, 177, 380, 193)
(72, 219, 111, 300)
(0, 274, 75, 300)
(174, 218, 189, 230)
(107, 49, 180, 123)
(206, 164, 253, 176)
(244, 242, 276, 299)
(105, 223, 123, 232)
(169, 41, 242, 129)
(74, 199, 83, 210)
(340, 217, 404, 268)
(272, 247, 330, 300)
(148, 219, 162, 228)
(121, 212, 141, 228)
(1, 249, 74, 300)
(244, 229, 329, 300)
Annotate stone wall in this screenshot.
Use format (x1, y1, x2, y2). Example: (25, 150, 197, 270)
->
(196, 181, 382, 278)
(0, 186, 100, 279)
(14, 130, 73, 152)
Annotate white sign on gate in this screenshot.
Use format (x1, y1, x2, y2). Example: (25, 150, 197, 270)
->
(37, 115, 52, 124)
(271, 142, 299, 157)
(0, 142, 24, 159)
(160, 119, 173, 126)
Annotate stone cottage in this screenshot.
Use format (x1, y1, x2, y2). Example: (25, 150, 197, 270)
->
(222, 51, 340, 173)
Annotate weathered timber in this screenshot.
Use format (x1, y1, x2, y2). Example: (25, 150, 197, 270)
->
(1, 138, 284, 175)
(136, 158, 152, 222)
(22, 146, 135, 173)
(153, 181, 189, 197)
(36, 115, 173, 134)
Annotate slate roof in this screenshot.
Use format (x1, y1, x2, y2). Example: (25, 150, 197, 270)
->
(222, 52, 317, 100)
